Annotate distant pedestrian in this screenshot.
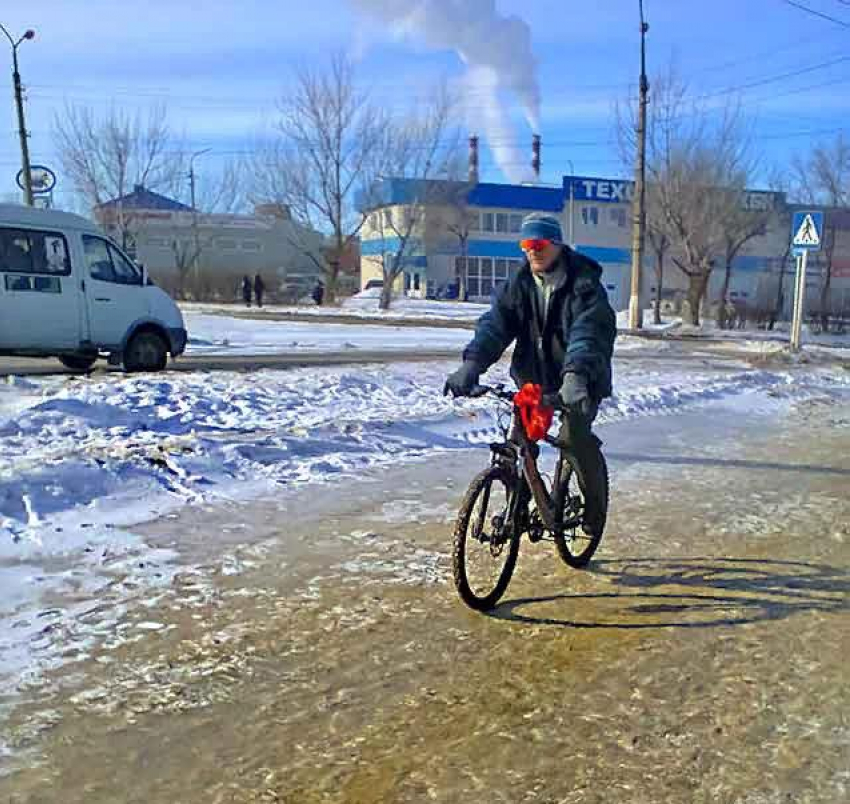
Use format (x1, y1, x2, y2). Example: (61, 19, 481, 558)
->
(242, 275, 252, 307)
(254, 273, 265, 308)
(723, 297, 736, 330)
(311, 278, 325, 306)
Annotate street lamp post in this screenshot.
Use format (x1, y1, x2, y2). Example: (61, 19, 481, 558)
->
(565, 159, 575, 247)
(628, 0, 649, 330)
(188, 148, 211, 291)
(0, 24, 35, 206)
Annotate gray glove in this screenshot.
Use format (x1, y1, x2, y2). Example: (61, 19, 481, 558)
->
(444, 361, 480, 397)
(559, 372, 590, 413)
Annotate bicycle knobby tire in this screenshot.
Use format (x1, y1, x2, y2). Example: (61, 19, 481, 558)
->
(452, 465, 521, 611)
(553, 446, 609, 568)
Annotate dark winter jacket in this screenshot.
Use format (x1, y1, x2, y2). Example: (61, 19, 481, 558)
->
(462, 247, 616, 399)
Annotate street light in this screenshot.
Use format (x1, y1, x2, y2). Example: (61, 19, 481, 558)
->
(188, 148, 211, 211)
(188, 148, 211, 289)
(0, 23, 35, 206)
(565, 159, 575, 247)
(627, 0, 649, 330)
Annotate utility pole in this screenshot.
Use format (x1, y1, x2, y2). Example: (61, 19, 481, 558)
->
(188, 148, 210, 293)
(628, 0, 649, 330)
(566, 159, 575, 247)
(1, 24, 35, 206)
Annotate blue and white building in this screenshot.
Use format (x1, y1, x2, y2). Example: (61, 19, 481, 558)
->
(360, 176, 643, 308)
(360, 173, 850, 317)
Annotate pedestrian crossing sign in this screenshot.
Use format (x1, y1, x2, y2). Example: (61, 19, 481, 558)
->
(791, 210, 823, 253)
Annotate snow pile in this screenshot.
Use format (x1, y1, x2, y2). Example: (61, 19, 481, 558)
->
(182, 297, 489, 323)
(3, 363, 849, 545)
(616, 308, 682, 332)
(184, 313, 472, 355)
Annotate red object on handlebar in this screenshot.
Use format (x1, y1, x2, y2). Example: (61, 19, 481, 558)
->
(513, 383, 554, 441)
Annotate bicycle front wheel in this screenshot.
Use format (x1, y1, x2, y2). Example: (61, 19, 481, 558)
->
(553, 447, 609, 568)
(452, 465, 521, 611)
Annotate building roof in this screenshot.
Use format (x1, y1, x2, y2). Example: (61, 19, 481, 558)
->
(468, 182, 563, 211)
(97, 184, 194, 212)
(362, 177, 564, 213)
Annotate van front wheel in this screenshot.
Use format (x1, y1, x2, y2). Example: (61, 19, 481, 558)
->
(124, 330, 168, 373)
(59, 353, 97, 373)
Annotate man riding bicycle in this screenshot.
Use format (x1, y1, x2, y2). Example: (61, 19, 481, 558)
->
(444, 213, 616, 536)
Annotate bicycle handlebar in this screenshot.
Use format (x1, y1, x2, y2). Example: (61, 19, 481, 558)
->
(468, 384, 566, 410)
(467, 383, 515, 402)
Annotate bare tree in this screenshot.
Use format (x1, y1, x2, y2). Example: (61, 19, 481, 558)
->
(360, 93, 462, 310)
(645, 182, 670, 325)
(771, 238, 792, 330)
(178, 158, 245, 300)
(53, 103, 183, 250)
(616, 71, 680, 324)
(618, 67, 758, 326)
(431, 179, 477, 302)
(715, 194, 774, 328)
(248, 54, 392, 305)
(792, 134, 850, 331)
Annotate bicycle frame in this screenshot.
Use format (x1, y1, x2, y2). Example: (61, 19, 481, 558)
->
(485, 390, 569, 534)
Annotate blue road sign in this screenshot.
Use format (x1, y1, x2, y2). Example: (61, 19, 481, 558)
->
(790, 210, 823, 254)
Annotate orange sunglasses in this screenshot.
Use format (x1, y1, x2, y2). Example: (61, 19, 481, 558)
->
(519, 238, 553, 252)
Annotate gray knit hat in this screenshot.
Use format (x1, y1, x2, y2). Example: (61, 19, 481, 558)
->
(519, 213, 563, 243)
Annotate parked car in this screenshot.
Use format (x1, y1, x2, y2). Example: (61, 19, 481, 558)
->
(0, 204, 186, 372)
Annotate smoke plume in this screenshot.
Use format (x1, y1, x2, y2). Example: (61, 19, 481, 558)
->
(350, 0, 541, 182)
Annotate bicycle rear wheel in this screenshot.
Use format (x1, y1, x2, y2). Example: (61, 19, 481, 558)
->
(452, 465, 521, 611)
(553, 447, 609, 568)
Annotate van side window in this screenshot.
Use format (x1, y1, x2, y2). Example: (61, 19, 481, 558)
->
(83, 235, 141, 285)
(0, 227, 71, 275)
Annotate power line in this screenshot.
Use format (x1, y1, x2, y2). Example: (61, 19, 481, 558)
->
(781, 0, 850, 27)
(24, 37, 850, 110)
(698, 54, 850, 100)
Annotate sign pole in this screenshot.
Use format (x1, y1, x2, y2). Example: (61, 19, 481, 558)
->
(790, 254, 801, 351)
(790, 250, 809, 352)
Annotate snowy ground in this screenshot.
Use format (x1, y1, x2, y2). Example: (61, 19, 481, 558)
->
(183, 302, 850, 355)
(182, 296, 489, 324)
(2, 309, 850, 719)
(183, 312, 473, 355)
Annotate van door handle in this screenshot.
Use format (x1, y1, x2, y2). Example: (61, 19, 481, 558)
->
(94, 297, 111, 302)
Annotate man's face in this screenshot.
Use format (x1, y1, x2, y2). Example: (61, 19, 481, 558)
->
(521, 239, 562, 274)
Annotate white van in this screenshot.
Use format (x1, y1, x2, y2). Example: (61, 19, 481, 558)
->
(0, 204, 186, 372)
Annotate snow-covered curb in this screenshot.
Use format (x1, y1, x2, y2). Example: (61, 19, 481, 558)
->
(181, 298, 489, 324)
(4, 362, 848, 547)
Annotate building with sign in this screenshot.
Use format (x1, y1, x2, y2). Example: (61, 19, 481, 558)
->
(361, 168, 850, 312)
(359, 174, 805, 312)
(94, 185, 336, 300)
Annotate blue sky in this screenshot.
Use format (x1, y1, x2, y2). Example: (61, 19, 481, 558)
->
(1, 0, 849, 206)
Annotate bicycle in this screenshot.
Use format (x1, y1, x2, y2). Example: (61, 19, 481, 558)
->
(452, 384, 609, 611)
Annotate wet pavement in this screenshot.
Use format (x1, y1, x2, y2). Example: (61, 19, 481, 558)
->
(2, 381, 849, 803)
